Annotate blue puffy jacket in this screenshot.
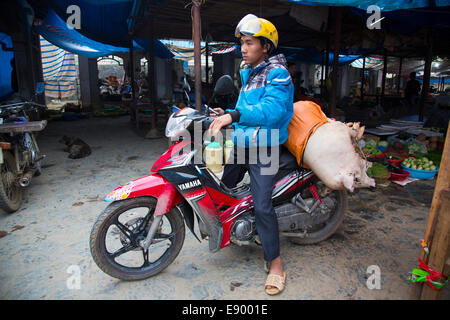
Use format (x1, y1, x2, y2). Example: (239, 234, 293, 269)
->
(227, 54, 294, 148)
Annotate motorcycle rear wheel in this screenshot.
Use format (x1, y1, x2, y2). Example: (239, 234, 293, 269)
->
(90, 197, 185, 281)
(0, 151, 22, 213)
(286, 185, 347, 245)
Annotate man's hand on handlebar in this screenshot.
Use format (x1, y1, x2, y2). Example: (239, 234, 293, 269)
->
(208, 113, 232, 138)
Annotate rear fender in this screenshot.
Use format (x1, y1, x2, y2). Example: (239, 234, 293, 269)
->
(105, 174, 183, 216)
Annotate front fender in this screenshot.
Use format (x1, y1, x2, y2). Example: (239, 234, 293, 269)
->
(105, 174, 183, 216)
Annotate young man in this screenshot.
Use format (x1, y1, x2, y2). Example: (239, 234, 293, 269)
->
(209, 14, 294, 295)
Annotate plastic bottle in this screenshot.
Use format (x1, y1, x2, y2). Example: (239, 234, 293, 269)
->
(205, 142, 223, 173)
(224, 140, 234, 164)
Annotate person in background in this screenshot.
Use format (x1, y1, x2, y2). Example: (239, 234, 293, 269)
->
(405, 72, 421, 112)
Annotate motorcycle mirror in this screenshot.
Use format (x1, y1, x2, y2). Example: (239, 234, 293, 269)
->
(213, 75, 234, 95)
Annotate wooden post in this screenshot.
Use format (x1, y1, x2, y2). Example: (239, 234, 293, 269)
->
(397, 57, 403, 95)
(145, 18, 162, 138)
(410, 122, 450, 299)
(325, 40, 330, 81)
(129, 40, 136, 102)
(419, 28, 433, 122)
(205, 42, 209, 86)
(193, 2, 202, 111)
(330, 7, 342, 118)
(381, 51, 387, 104)
(149, 19, 156, 131)
(361, 55, 366, 102)
(321, 49, 325, 96)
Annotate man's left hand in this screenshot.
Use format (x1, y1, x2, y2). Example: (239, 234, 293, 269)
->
(208, 114, 232, 138)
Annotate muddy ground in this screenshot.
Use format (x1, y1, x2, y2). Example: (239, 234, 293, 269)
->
(0, 115, 448, 300)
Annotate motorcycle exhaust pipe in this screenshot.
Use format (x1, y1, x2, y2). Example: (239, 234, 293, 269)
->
(19, 170, 34, 187)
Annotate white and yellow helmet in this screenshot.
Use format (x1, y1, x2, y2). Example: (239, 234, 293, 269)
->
(235, 14, 278, 49)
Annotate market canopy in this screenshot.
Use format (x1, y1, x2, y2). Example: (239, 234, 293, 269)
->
(46, 0, 138, 48)
(36, 8, 173, 59)
(286, 0, 450, 11)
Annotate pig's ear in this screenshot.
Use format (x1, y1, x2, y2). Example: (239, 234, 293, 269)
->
(357, 126, 365, 140)
(342, 174, 355, 193)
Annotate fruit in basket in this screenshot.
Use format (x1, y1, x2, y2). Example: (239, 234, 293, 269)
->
(402, 157, 436, 171)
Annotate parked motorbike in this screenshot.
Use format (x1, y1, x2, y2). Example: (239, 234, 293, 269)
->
(0, 99, 47, 213)
(90, 75, 347, 280)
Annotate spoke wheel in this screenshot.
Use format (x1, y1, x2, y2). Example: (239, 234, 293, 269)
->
(0, 151, 22, 213)
(287, 180, 348, 245)
(90, 197, 185, 280)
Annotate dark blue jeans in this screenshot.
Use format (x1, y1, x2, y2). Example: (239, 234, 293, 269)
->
(222, 145, 280, 262)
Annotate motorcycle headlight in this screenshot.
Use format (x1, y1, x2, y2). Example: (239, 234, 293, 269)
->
(165, 107, 195, 138)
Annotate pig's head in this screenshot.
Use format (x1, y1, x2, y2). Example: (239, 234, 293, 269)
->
(354, 158, 376, 189)
(341, 159, 376, 192)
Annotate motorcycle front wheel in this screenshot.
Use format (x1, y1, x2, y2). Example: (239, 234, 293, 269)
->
(0, 151, 22, 213)
(90, 196, 185, 281)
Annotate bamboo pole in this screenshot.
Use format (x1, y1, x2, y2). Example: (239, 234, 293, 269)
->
(410, 122, 450, 299)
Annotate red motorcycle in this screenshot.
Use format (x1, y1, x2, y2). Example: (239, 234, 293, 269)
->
(90, 77, 348, 281)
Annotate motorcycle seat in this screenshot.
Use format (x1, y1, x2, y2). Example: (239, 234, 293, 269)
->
(275, 145, 311, 182)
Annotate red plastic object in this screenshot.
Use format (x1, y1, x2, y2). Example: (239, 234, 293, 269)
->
(389, 169, 410, 182)
(385, 152, 407, 167)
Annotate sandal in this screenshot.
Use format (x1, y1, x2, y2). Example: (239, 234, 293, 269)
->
(265, 272, 286, 295)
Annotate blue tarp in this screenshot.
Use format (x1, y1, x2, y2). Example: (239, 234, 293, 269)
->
(0, 32, 14, 100)
(287, 0, 450, 11)
(36, 8, 130, 58)
(418, 78, 450, 84)
(134, 39, 174, 60)
(48, 0, 135, 48)
(36, 9, 173, 59)
(350, 6, 450, 34)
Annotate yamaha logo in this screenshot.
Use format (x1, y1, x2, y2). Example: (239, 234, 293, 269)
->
(178, 179, 201, 191)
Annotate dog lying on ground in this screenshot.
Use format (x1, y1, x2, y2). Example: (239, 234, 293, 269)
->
(59, 135, 91, 159)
